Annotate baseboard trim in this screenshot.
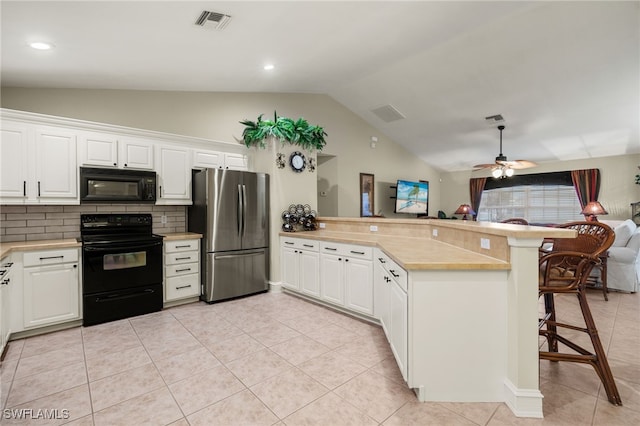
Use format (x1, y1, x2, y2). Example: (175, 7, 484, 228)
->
(503, 379, 544, 418)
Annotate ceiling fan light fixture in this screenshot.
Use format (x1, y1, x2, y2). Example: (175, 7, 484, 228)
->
(505, 167, 514, 177)
(492, 168, 503, 178)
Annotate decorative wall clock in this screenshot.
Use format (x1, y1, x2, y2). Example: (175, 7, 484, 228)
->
(289, 151, 306, 173)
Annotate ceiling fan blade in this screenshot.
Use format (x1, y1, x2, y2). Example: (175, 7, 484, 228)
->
(473, 163, 497, 170)
(509, 160, 538, 169)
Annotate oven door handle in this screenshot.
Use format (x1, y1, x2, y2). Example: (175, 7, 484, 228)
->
(83, 241, 163, 253)
(94, 288, 156, 302)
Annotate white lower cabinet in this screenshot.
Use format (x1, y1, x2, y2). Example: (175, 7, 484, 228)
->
(281, 237, 374, 318)
(374, 249, 408, 380)
(280, 238, 320, 296)
(0, 256, 14, 354)
(22, 248, 80, 329)
(319, 242, 373, 315)
(164, 239, 201, 303)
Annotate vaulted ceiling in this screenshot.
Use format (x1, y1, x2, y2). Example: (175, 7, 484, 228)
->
(2, 1, 638, 171)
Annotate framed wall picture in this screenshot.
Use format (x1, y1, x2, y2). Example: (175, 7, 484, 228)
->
(360, 173, 374, 217)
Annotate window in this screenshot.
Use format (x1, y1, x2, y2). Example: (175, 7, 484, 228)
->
(477, 184, 583, 224)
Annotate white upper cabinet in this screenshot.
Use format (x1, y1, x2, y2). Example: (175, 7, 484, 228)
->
(0, 121, 29, 200)
(0, 121, 78, 204)
(78, 131, 119, 167)
(2, 109, 252, 205)
(79, 132, 154, 170)
(193, 149, 248, 171)
(156, 145, 191, 204)
(193, 149, 223, 169)
(119, 137, 154, 170)
(34, 126, 78, 200)
(224, 153, 248, 171)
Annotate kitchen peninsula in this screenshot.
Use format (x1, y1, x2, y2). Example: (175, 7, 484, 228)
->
(279, 217, 576, 418)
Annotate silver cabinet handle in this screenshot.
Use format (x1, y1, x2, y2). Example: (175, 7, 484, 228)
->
(38, 181, 41, 197)
(389, 270, 400, 278)
(1, 278, 10, 285)
(284, 241, 294, 245)
(175, 245, 191, 248)
(176, 284, 192, 290)
(350, 250, 365, 255)
(175, 268, 191, 273)
(175, 257, 191, 261)
(23, 181, 26, 196)
(325, 247, 337, 251)
(303, 244, 314, 248)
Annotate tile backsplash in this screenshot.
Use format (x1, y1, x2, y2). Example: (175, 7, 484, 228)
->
(0, 204, 186, 243)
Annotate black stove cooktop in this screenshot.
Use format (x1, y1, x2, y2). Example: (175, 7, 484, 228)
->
(80, 213, 158, 241)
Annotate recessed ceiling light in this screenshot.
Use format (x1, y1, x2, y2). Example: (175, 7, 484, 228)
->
(263, 64, 275, 71)
(29, 42, 54, 50)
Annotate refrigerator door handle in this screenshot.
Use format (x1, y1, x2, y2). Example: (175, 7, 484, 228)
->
(237, 184, 243, 238)
(242, 184, 247, 238)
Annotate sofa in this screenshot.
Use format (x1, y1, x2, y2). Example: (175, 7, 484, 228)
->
(603, 219, 640, 293)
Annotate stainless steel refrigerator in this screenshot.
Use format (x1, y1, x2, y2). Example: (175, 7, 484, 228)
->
(188, 168, 270, 303)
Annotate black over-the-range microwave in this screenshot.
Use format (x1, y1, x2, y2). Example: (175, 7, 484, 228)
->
(80, 167, 157, 203)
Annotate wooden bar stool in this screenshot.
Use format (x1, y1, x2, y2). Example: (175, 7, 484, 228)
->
(539, 222, 621, 406)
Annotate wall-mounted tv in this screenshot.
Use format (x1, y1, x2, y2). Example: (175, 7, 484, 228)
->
(394, 179, 429, 215)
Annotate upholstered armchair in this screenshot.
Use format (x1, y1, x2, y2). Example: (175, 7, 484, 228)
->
(602, 219, 640, 293)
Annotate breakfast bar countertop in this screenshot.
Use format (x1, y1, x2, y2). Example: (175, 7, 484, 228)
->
(280, 230, 510, 270)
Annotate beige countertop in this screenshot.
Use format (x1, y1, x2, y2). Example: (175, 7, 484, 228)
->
(0, 239, 81, 259)
(0, 232, 203, 258)
(157, 232, 203, 241)
(280, 230, 510, 270)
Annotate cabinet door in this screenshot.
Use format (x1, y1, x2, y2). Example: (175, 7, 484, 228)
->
(389, 281, 408, 381)
(344, 258, 373, 315)
(23, 263, 80, 328)
(299, 250, 320, 297)
(193, 149, 223, 169)
(157, 145, 191, 203)
(224, 153, 248, 171)
(0, 277, 6, 352)
(79, 131, 118, 167)
(374, 261, 390, 335)
(0, 121, 29, 201)
(119, 138, 154, 170)
(320, 254, 344, 306)
(35, 126, 78, 200)
(281, 247, 300, 290)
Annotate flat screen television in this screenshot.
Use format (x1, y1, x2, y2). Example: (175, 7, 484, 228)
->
(394, 179, 429, 215)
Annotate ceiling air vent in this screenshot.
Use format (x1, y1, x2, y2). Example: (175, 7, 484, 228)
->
(195, 11, 232, 30)
(371, 104, 406, 123)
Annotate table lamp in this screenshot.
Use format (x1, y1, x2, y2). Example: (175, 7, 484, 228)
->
(581, 201, 608, 222)
(454, 204, 476, 220)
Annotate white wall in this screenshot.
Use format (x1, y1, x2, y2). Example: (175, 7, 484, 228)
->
(0, 87, 442, 219)
(440, 154, 640, 220)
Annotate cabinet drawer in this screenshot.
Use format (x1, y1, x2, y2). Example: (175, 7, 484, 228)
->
(377, 253, 407, 292)
(165, 251, 199, 265)
(281, 237, 319, 251)
(165, 239, 199, 253)
(24, 249, 78, 267)
(166, 262, 199, 277)
(166, 274, 200, 300)
(320, 242, 372, 259)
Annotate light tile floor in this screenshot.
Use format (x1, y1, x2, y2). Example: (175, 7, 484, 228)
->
(1, 289, 638, 425)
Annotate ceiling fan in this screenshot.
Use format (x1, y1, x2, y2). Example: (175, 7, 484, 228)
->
(473, 125, 537, 178)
